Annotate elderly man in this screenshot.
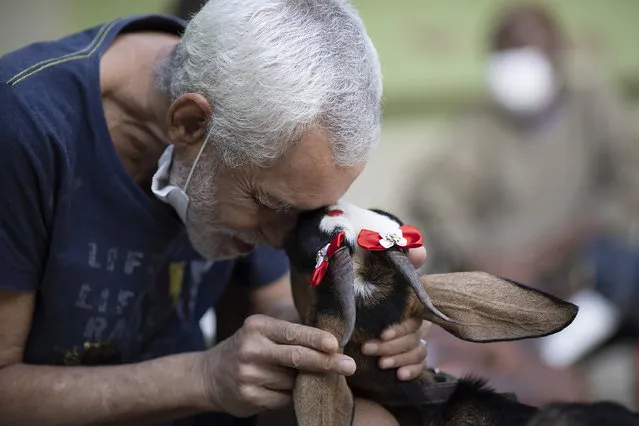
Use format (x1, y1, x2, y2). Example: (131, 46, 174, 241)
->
(0, 1, 430, 425)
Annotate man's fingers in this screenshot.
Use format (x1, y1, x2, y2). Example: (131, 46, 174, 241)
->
(396, 362, 426, 381)
(242, 315, 355, 375)
(239, 385, 292, 412)
(269, 344, 356, 376)
(378, 342, 428, 370)
(380, 318, 422, 341)
(262, 389, 292, 410)
(363, 333, 420, 357)
(237, 364, 296, 392)
(408, 246, 427, 269)
(420, 320, 433, 337)
(264, 374, 296, 392)
(244, 314, 339, 353)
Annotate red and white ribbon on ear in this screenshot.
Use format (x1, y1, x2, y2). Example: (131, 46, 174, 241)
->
(357, 225, 423, 251)
(310, 231, 346, 287)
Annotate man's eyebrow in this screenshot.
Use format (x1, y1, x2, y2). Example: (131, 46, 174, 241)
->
(256, 193, 300, 213)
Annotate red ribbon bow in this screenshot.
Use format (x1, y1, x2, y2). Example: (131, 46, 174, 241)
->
(357, 225, 423, 251)
(310, 231, 346, 287)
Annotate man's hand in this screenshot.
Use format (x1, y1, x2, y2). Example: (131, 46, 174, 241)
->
(359, 246, 431, 381)
(407, 246, 427, 270)
(361, 319, 430, 381)
(200, 314, 356, 417)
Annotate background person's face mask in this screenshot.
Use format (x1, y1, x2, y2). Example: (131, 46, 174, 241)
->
(486, 47, 557, 116)
(151, 140, 210, 223)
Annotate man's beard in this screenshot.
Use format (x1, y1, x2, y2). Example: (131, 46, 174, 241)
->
(170, 151, 263, 260)
(185, 209, 263, 260)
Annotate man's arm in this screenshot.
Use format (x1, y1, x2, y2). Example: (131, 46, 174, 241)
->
(1, 288, 359, 424)
(0, 289, 210, 426)
(0, 96, 212, 425)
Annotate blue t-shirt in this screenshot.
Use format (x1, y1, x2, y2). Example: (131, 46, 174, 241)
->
(0, 14, 290, 425)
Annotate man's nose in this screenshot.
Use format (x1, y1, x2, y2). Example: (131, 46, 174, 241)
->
(262, 214, 298, 249)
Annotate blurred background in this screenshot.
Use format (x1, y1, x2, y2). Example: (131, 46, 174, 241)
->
(3, 0, 639, 414)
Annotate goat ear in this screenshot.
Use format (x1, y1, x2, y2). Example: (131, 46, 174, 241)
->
(293, 313, 354, 426)
(412, 272, 578, 342)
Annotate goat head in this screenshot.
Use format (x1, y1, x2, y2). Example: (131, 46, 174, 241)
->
(284, 200, 578, 426)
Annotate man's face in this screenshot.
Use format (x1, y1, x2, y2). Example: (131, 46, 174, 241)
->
(486, 8, 562, 118)
(173, 128, 364, 260)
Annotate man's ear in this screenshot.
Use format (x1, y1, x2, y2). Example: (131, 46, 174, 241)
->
(167, 93, 212, 149)
(409, 272, 578, 342)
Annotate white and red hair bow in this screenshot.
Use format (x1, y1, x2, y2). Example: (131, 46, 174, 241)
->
(357, 225, 423, 251)
(310, 231, 346, 287)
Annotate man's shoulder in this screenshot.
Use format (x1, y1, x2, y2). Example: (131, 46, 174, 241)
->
(0, 21, 113, 147)
(0, 24, 95, 83)
(0, 14, 186, 153)
(0, 14, 185, 87)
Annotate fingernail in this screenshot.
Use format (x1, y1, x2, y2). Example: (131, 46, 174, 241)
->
(338, 357, 356, 375)
(361, 343, 378, 355)
(380, 358, 395, 369)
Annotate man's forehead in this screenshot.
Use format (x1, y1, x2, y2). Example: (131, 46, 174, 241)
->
(258, 128, 365, 211)
(263, 163, 363, 212)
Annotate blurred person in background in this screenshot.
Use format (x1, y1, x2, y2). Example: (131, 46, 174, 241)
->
(405, 2, 639, 409)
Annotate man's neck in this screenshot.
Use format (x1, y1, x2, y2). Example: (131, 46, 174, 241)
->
(100, 32, 179, 188)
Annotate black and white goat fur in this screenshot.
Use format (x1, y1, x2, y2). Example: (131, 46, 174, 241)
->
(284, 200, 579, 426)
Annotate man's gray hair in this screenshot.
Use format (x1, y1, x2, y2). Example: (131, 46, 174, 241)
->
(158, 0, 382, 168)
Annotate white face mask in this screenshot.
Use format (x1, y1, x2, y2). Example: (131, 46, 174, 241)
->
(151, 139, 210, 223)
(486, 47, 557, 116)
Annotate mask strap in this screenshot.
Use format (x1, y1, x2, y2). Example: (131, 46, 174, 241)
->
(183, 137, 210, 192)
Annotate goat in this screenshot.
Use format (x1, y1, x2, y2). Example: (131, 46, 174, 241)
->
(527, 402, 639, 426)
(283, 200, 579, 426)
